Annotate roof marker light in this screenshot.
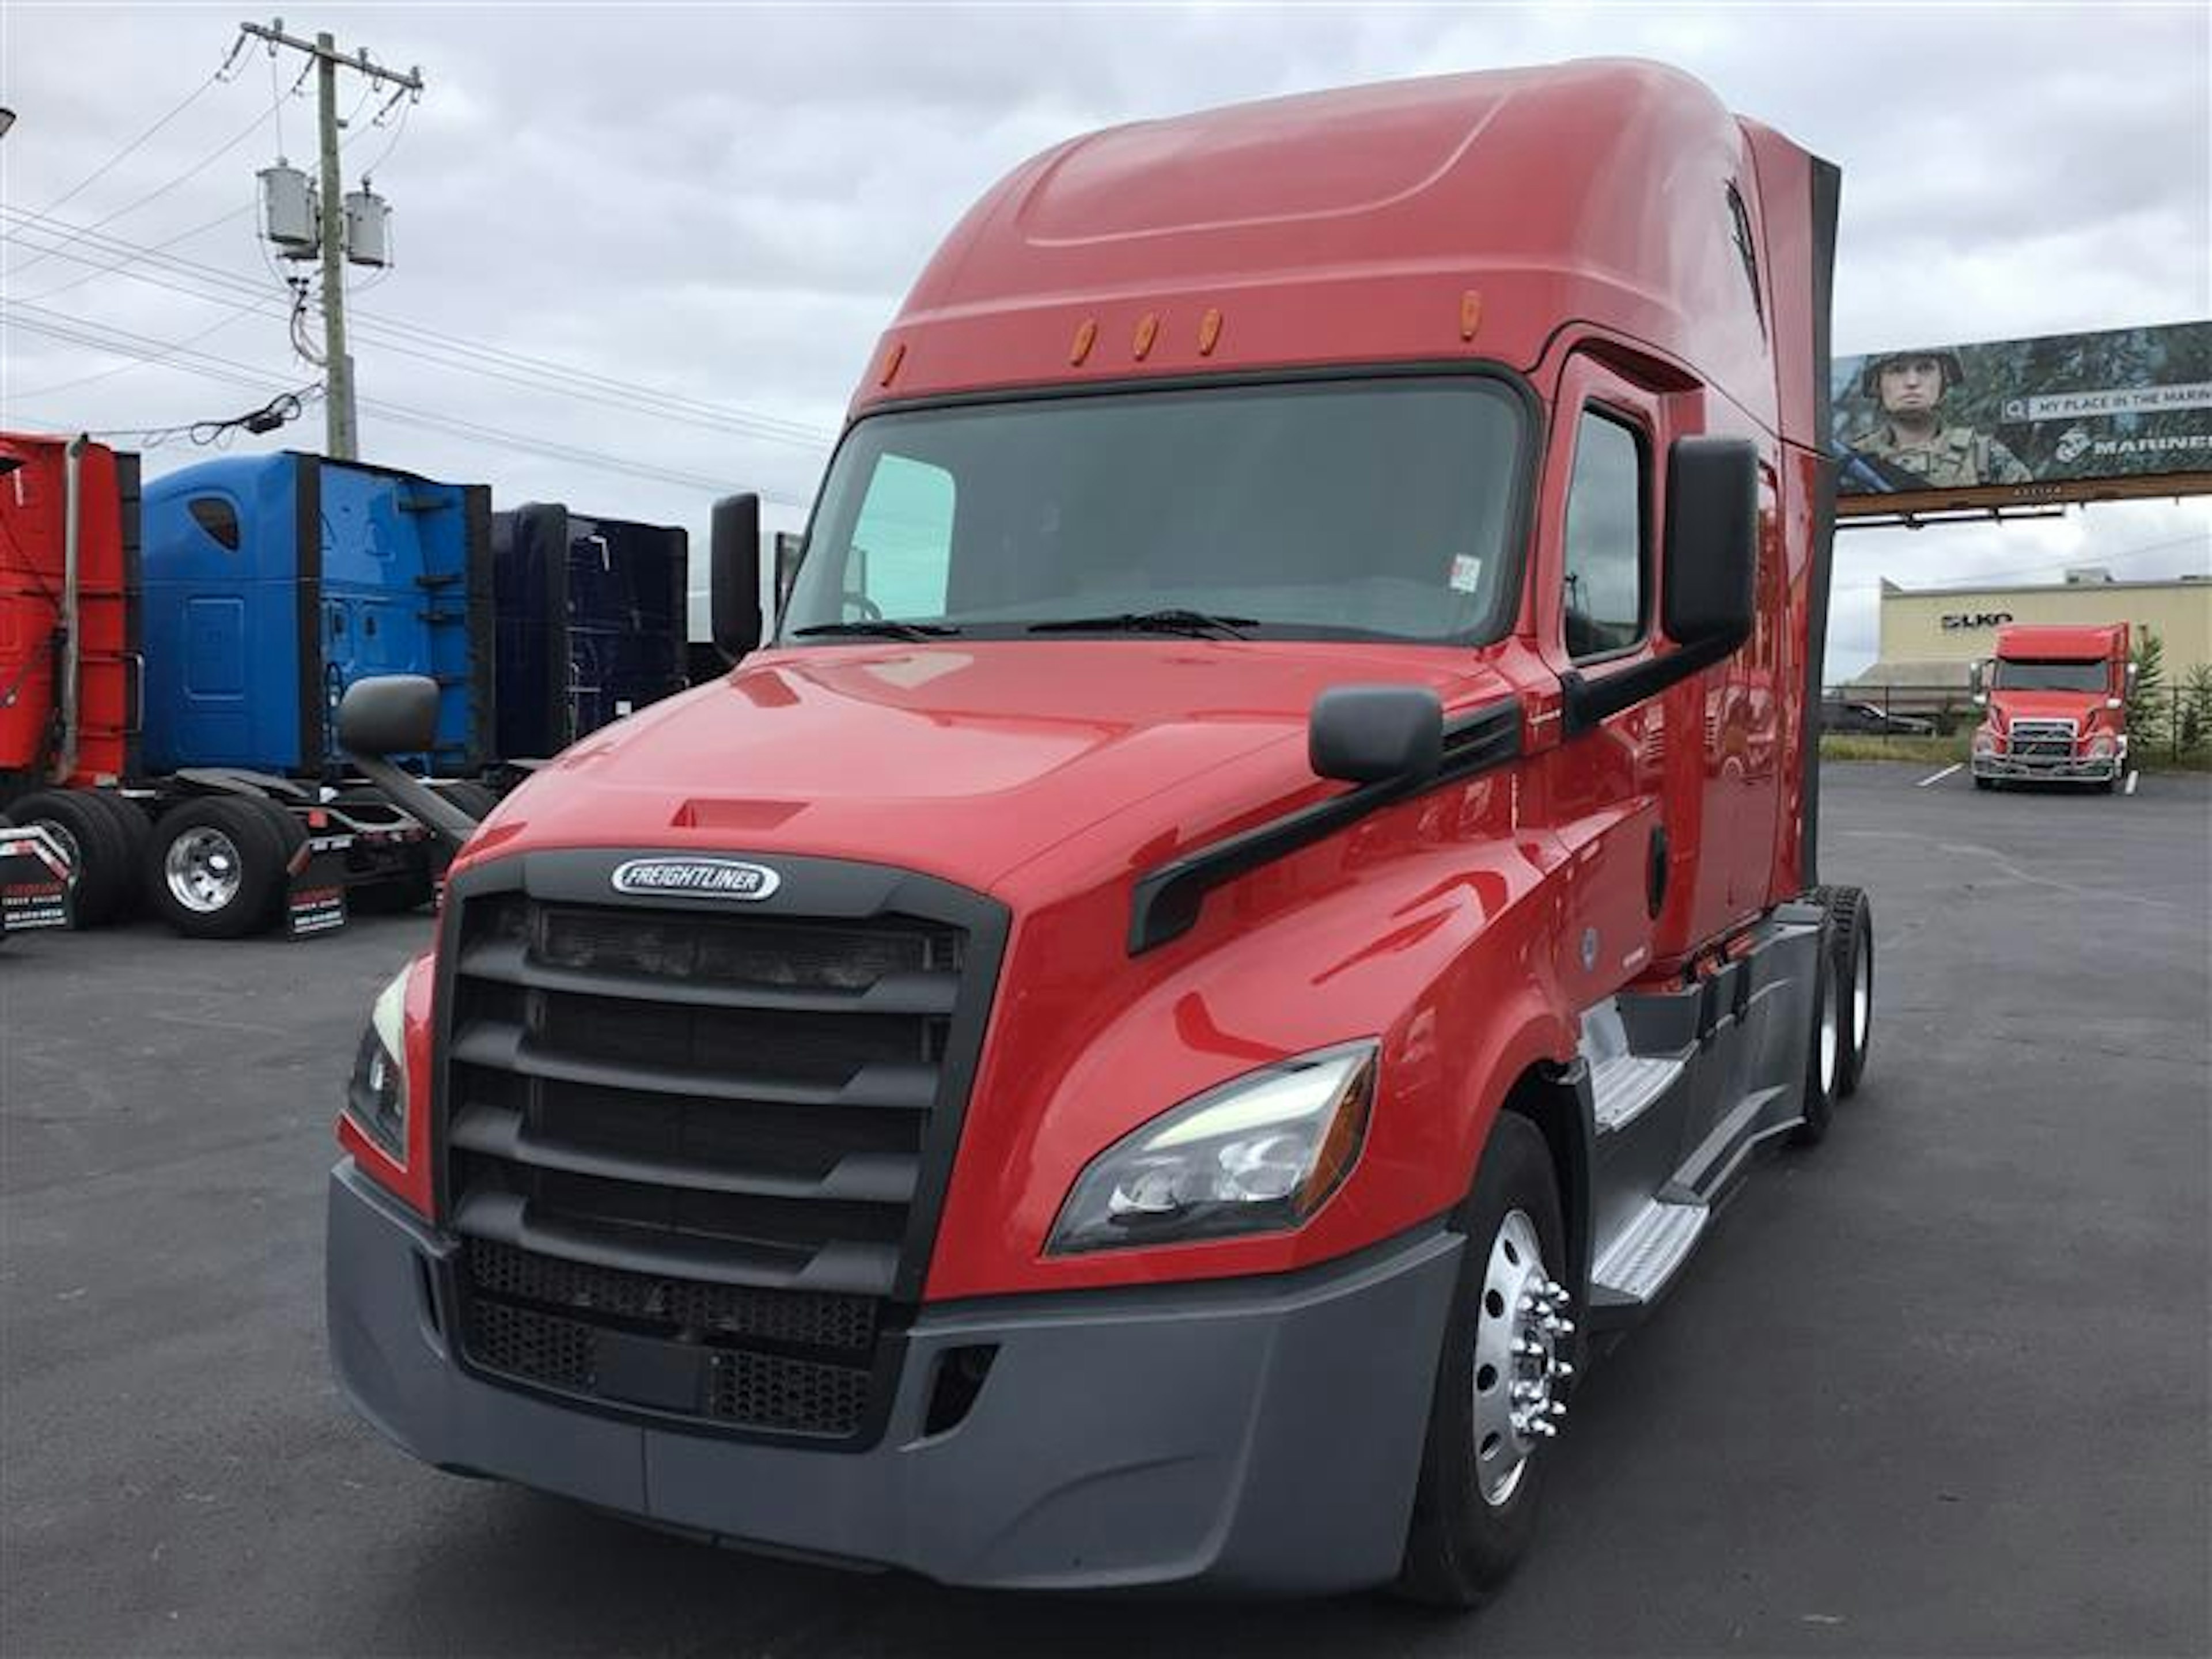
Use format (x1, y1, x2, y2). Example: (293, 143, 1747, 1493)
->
(1460, 290, 1483, 342)
(1132, 312, 1159, 361)
(1070, 318, 1098, 366)
(1198, 308, 1224, 356)
(878, 341, 906, 387)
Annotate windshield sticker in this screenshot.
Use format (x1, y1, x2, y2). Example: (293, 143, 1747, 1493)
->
(1449, 554, 1483, 593)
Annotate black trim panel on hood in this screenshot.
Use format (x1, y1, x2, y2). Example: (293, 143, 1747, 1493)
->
(1127, 698, 1522, 955)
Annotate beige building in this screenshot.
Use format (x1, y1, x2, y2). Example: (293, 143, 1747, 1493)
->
(1850, 569, 2212, 700)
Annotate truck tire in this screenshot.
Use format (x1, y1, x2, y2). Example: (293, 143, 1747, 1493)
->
(1787, 920, 1842, 1146)
(1395, 1112, 1570, 1608)
(1973, 775, 1994, 790)
(1820, 887, 1873, 1098)
(144, 797, 304, 938)
(7, 789, 134, 927)
(86, 791, 151, 921)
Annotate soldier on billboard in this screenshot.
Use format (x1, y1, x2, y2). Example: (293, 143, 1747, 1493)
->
(1849, 350, 2032, 488)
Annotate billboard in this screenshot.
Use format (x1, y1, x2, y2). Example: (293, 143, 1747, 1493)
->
(1833, 320, 2212, 517)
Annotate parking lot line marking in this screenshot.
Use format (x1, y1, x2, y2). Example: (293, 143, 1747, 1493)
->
(2125, 770, 2140, 796)
(1917, 764, 1963, 788)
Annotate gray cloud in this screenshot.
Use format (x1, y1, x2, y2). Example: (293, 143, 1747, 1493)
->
(3, 3, 2206, 672)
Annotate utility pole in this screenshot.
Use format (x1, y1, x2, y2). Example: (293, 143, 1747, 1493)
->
(240, 19, 423, 460)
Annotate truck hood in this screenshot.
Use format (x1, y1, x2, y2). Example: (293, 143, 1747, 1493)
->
(464, 641, 1508, 895)
(1991, 690, 2109, 726)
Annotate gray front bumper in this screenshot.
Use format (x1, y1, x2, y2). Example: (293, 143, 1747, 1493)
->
(1972, 752, 2119, 781)
(327, 1160, 1462, 1594)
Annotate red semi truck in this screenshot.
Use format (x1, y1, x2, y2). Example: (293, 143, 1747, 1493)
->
(327, 62, 1874, 1602)
(1971, 622, 2132, 790)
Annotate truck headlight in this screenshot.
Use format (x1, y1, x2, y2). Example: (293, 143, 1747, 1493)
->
(2088, 733, 2116, 757)
(1972, 730, 1995, 755)
(1047, 1041, 1377, 1255)
(344, 964, 411, 1162)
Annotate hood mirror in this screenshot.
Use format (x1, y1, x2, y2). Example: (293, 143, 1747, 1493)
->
(1310, 684, 1442, 785)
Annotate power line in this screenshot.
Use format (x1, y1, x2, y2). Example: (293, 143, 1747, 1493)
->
(17, 39, 243, 222)
(12, 203, 258, 305)
(9, 293, 285, 399)
(0, 302, 812, 504)
(0, 207, 836, 448)
(5, 105, 275, 277)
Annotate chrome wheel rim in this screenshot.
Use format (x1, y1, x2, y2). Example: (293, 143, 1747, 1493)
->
(1818, 961, 1840, 1097)
(1471, 1209, 1573, 1507)
(1852, 935, 1873, 1054)
(165, 828, 244, 914)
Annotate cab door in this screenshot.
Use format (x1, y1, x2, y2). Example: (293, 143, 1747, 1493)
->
(1525, 354, 1673, 1007)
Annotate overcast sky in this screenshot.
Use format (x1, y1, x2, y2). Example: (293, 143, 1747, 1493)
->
(3, 1, 2207, 677)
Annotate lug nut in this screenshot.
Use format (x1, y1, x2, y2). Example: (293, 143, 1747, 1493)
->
(1548, 1400, 1568, 1417)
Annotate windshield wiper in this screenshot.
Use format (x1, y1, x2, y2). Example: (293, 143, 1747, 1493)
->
(1027, 608, 1258, 640)
(789, 619, 963, 641)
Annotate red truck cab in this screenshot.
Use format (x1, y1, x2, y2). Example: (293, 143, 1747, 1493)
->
(326, 61, 1872, 1603)
(1971, 622, 2131, 790)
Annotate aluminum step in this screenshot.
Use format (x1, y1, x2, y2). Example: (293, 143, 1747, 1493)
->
(1588, 1051, 1686, 1134)
(1591, 1198, 1709, 1306)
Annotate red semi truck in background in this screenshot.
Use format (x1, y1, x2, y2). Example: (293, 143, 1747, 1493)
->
(326, 62, 1876, 1603)
(1971, 622, 2133, 791)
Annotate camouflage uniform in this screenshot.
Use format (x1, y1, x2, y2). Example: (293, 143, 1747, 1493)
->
(1850, 421, 2032, 487)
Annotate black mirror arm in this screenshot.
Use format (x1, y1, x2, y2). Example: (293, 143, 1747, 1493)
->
(1560, 628, 1747, 737)
(346, 751, 482, 853)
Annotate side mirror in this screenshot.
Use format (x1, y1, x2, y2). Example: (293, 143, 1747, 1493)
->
(711, 492, 764, 662)
(337, 676, 483, 851)
(1969, 660, 1985, 694)
(1662, 436, 1758, 653)
(1972, 691, 1988, 708)
(2126, 660, 2140, 692)
(337, 674, 439, 757)
(1310, 684, 1442, 785)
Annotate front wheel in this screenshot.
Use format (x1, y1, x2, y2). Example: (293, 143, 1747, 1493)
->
(1788, 920, 1842, 1146)
(1394, 1113, 1571, 1607)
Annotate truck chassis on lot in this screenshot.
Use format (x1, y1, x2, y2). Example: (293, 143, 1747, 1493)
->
(325, 61, 1876, 1603)
(2, 435, 462, 937)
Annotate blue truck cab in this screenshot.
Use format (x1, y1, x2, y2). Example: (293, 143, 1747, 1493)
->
(491, 502, 687, 759)
(141, 452, 494, 778)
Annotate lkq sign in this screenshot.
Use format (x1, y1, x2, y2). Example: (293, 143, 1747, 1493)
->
(1940, 611, 2014, 632)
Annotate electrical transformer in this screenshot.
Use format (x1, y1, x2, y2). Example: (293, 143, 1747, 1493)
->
(258, 162, 320, 260)
(343, 187, 392, 268)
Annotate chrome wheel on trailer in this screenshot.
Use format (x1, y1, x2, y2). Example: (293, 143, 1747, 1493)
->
(1471, 1209, 1574, 1507)
(163, 826, 246, 914)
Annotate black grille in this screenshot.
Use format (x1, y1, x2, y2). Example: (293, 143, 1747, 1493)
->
(460, 1240, 878, 1437)
(437, 865, 1000, 1445)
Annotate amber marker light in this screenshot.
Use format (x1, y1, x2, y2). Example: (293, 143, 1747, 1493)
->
(878, 341, 906, 387)
(1070, 317, 1098, 366)
(1198, 308, 1224, 356)
(1132, 312, 1159, 361)
(1460, 290, 1484, 342)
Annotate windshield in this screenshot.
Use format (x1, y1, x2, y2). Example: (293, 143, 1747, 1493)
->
(1994, 658, 2108, 693)
(779, 376, 1526, 645)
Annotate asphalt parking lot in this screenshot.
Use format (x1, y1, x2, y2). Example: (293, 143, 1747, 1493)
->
(3, 763, 2206, 1657)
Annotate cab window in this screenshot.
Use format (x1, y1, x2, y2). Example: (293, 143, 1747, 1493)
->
(847, 454, 955, 619)
(1561, 411, 1647, 661)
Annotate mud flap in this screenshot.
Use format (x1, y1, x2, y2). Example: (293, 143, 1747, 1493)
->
(285, 831, 354, 938)
(0, 826, 73, 935)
